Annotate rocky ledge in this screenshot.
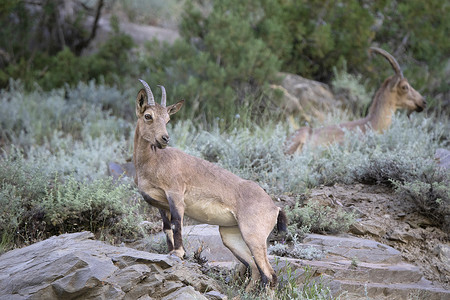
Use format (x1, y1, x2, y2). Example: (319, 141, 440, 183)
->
(0, 231, 224, 300)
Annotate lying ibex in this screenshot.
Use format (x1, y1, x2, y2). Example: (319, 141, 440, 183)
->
(285, 47, 426, 154)
(133, 79, 287, 289)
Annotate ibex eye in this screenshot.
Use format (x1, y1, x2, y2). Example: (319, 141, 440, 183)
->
(144, 114, 152, 121)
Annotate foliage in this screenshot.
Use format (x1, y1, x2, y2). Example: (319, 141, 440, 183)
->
(107, 0, 184, 28)
(331, 63, 374, 117)
(392, 169, 450, 231)
(0, 80, 133, 148)
(138, 0, 281, 125)
(210, 260, 332, 300)
(0, 154, 144, 253)
(373, 0, 450, 96)
(270, 241, 325, 261)
(286, 200, 356, 237)
(256, 0, 374, 82)
(2, 0, 448, 117)
(0, 0, 135, 90)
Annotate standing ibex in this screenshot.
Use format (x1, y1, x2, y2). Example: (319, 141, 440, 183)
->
(285, 47, 426, 154)
(133, 79, 287, 289)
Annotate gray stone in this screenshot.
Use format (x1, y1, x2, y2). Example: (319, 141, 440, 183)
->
(303, 234, 403, 264)
(349, 220, 387, 237)
(161, 286, 207, 300)
(205, 290, 228, 300)
(271, 72, 338, 122)
(0, 231, 223, 300)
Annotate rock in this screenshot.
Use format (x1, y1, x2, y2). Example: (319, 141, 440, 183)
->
(83, 15, 180, 55)
(349, 220, 387, 237)
(273, 72, 338, 123)
(303, 234, 403, 264)
(108, 161, 136, 182)
(387, 228, 423, 243)
(205, 290, 228, 300)
(435, 244, 450, 266)
(161, 286, 207, 300)
(0, 231, 222, 300)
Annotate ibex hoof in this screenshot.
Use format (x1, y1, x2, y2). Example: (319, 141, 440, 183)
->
(169, 249, 185, 259)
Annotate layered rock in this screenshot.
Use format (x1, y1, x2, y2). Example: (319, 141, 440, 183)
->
(0, 231, 223, 300)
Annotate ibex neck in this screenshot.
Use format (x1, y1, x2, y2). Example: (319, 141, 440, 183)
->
(133, 125, 157, 167)
(366, 87, 396, 132)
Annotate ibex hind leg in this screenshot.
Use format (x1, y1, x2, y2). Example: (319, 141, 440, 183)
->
(219, 226, 260, 291)
(238, 209, 279, 288)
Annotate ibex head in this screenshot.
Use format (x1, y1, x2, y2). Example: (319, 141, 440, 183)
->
(369, 47, 426, 113)
(136, 79, 184, 149)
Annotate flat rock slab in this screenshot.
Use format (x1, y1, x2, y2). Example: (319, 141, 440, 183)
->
(153, 225, 449, 299)
(0, 231, 221, 300)
(303, 234, 403, 264)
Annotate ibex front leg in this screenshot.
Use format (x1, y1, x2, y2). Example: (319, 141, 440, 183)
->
(166, 191, 186, 258)
(159, 209, 174, 252)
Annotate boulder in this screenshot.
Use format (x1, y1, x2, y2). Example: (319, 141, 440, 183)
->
(0, 231, 221, 300)
(273, 72, 338, 123)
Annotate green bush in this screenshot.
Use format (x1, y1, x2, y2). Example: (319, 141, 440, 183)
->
(138, 0, 281, 125)
(0, 80, 133, 148)
(286, 200, 356, 237)
(256, 0, 374, 81)
(392, 169, 450, 231)
(0, 153, 143, 253)
(0, 1, 135, 91)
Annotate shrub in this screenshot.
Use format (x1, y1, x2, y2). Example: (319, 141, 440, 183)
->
(42, 175, 143, 238)
(0, 80, 133, 150)
(139, 0, 281, 125)
(392, 169, 450, 231)
(331, 63, 374, 117)
(257, 0, 374, 82)
(0, 153, 143, 253)
(286, 200, 356, 237)
(269, 242, 325, 261)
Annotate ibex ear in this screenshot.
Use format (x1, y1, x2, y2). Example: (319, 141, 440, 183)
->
(167, 100, 184, 115)
(389, 76, 401, 92)
(136, 89, 147, 117)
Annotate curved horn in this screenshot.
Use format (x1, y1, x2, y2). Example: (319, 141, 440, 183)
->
(369, 47, 403, 79)
(138, 79, 155, 106)
(158, 85, 166, 107)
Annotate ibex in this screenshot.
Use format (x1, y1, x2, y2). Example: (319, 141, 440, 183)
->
(133, 79, 287, 289)
(285, 47, 426, 154)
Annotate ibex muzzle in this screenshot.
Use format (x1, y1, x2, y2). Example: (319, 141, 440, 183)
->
(133, 80, 287, 290)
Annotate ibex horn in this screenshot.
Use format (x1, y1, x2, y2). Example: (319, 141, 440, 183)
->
(138, 79, 156, 106)
(158, 85, 166, 107)
(369, 47, 404, 79)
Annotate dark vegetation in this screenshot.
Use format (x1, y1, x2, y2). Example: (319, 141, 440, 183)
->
(0, 0, 448, 255)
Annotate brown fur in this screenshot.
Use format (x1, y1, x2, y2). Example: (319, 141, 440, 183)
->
(285, 48, 426, 154)
(133, 83, 287, 290)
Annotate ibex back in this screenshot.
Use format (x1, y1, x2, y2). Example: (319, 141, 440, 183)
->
(285, 47, 426, 154)
(133, 80, 287, 290)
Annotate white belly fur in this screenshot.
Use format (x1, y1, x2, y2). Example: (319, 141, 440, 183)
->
(184, 197, 237, 226)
